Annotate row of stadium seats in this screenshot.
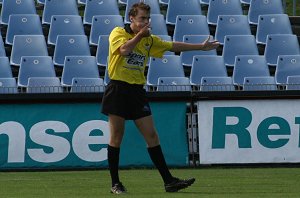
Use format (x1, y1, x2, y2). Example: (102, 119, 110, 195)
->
(0, 0, 296, 93)
(2, 32, 298, 69)
(0, 0, 289, 50)
(0, 0, 284, 26)
(1, 12, 293, 49)
(147, 54, 300, 87)
(0, 77, 104, 93)
(1, 53, 300, 93)
(2, 74, 300, 93)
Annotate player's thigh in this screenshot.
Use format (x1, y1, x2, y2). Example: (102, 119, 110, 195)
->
(134, 115, 158, 141)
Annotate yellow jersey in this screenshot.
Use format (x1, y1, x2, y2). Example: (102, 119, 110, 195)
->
(108, 27, 173, 85)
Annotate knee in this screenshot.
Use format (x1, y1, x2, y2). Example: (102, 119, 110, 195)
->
(110, 132, 124, 147)
(146, 131, 159, 146)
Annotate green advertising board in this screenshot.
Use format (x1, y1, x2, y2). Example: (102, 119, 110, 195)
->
(0, 102, 188, 170)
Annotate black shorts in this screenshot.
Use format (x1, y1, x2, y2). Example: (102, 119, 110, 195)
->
(101, 80, 152, 120)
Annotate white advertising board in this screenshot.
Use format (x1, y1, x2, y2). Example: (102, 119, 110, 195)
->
(197, 100, 300, 164)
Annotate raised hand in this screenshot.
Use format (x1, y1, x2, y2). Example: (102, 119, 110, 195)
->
(201, 36, 220, 51)
(137, 23, 151, 38)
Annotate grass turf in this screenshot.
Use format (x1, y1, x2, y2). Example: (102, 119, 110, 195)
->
(0, 167, 300, 198)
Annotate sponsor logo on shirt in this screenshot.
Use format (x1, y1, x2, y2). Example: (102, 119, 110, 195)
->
(125, 52, 146, 67)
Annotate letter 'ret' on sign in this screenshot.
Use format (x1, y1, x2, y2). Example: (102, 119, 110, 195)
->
(257, 117, 290, 148)
(212, 107, 252, 149)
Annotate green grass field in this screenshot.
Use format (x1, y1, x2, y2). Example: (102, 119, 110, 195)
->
(1, 167, 300, 198)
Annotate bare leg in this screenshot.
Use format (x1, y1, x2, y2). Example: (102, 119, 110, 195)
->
(109, 114, 125, 147)
(134, 115, 173, 184)
(134, 115, 159, 147)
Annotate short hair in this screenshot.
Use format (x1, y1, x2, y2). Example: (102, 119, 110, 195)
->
(128, 2, 151, 17)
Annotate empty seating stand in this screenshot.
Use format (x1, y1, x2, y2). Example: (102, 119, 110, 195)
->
(233, 55, 271, 85)
(1, 0, 36, 25)
(0, 78, 18, 94)
(0, 0, 297, 95)
(157, 77, 191, 92)
(6, 14, 43, 45)
(83, 0, 120, 25)
(61, 56, 100, 86)
(200, 77, 235, 91)
(190, 55, 228, 86)
(42, 0, 79, 24)
(27, 77, 63, 93)
(147, 55, 184, 86)
(243, 76, 277, 91)
(71, 77, 104, 93)
(166, 0, 202, 25)
(18, 56, 56, 87)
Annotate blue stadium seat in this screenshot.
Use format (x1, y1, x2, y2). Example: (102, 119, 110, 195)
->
(149, 14, 168, 36)
(11, 35, 48, 66)
(207, 0, 243, 25)
(90, 15, 124, 46)
(286, 76, 300, 90)
(42, 0, 79, 24)
(103, 67, 110, 86)
(0, 57, 12, 78)
(200, 0, 209, 5)
(215, 15, 252, 45)
(166, 0, 202, 25)
(240, 0, 251, 4)
(0, 34, 6, 57)
(157, 77, 191, 92)
(6, 14, 43, 45)
(243, 76, 277, 91)
(37, 0, 45, 4)
(118, 0, 127, 5)
(200, 76, 235, 91)
(96, 35, 109, 67)
(190, 55, 227, 86)
(173, 15, 210, 42)
(264, 34, 300, 66)
(147, 55, 184, 86)
(18, 56, 56, 87)
(48, 15, 85, 45)
(78, 0, 86, 4)
(222, 35, 259, 67)
(181, 35, 217, 67)
(248, 0, 284, 25)
(159, 0, 169, 5)
(0, 78, 18, 94)
(83, 0, 120, 25)
(27, 77, 63, 93)
(0, 0, 36, 25)
(256, 14, 293, 44)
(53, 35, 91, 66)
(124, 0, 161, 24)
(233, 55, 270, 85)
(61, 56, 100, 86)
(71, 77, 104, 93)
(275, 55, 300, 85)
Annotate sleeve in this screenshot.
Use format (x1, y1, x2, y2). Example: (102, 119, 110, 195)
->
(149, 35, 173, 58)
(109, 27, 129, 55)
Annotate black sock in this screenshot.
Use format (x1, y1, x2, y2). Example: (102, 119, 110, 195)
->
(107, 145, 120, 186)
(147, 145, 174, 184)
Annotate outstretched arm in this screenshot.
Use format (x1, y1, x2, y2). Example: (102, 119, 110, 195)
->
(170, 36, 220, 53)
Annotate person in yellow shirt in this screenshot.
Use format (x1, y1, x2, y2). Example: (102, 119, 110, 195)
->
(102, 2, 219, 195)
